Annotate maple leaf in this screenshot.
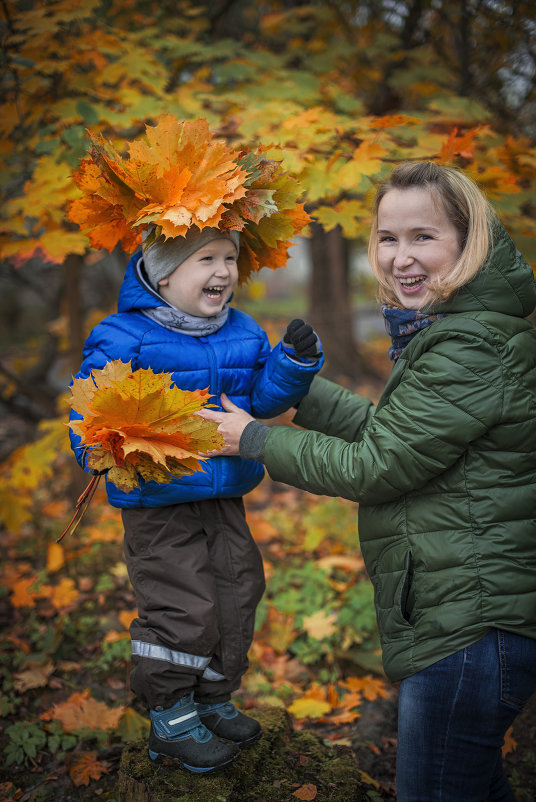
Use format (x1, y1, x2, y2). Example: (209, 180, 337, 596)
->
(293, 785, 318, 801)
(51, 578, 79, 609)
(69, 360, 225, 492)
(502, 725, 517, 757)
(41, 690, 124, 734)
(288, 696, 332, 719)
(342, 675, 389, 702)
(337, 141, 387, 189)
(438, 126, 482, 164)
(302, 610, 337, 640)
(69, 751, 110, 787)
(116, 707, 151, 743)
(13, 660, 55, 692)
(118, 609, 138, 631)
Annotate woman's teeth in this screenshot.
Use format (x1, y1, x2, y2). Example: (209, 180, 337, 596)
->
(399, 276, 425, 286)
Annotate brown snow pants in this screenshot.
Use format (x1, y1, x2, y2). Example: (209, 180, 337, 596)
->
(122, 497, 265, 711)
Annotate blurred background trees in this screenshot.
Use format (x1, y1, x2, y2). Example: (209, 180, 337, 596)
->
(1, 0, 535, 416)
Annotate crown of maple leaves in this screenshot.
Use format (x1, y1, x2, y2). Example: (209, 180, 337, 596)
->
(68, 115, 311, 283)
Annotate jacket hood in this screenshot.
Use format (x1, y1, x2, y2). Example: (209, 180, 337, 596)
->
(436, 221, 536, 318)
(117, 252, 164, 313)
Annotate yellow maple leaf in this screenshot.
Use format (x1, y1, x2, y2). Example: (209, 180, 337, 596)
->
(302, 610, 337, 640)
(337, 141, 387, 189)
(69, 360, 225, 492)
(51, 577, 79, 609)
(288, 696, 332, 720)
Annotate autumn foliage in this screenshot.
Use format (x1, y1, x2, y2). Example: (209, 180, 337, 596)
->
(68, 115, 311, 283)
(69, 359, 225, 491)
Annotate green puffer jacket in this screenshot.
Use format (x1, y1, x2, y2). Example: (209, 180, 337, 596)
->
(262, 222, 536, 682)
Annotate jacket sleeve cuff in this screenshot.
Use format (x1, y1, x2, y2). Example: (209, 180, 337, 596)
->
(239, 420, 270, 462)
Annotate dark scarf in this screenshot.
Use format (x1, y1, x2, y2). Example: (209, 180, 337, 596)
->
(381, 304, 447, 362)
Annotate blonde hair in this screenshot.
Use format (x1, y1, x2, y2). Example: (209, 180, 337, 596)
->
(368, 161, 496, 307)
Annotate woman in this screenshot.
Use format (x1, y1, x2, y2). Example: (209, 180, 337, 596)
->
(198, 161, 536, 801)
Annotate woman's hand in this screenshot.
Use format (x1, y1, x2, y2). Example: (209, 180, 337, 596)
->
(196, 393, 255, 455)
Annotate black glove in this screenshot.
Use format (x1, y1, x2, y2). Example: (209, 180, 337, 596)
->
(283, 319, 321, 359)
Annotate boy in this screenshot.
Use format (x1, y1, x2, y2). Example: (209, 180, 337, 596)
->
(70, 225, 322, 773)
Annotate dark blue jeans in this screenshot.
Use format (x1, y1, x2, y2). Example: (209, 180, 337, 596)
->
(397, 629, 536, 801)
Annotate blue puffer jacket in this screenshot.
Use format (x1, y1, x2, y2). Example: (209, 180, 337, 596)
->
(70, 253, 323, 508)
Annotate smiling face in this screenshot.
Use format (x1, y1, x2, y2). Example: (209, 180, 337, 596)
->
(157, 237, 239, 317)
(377, 187, 463, 309)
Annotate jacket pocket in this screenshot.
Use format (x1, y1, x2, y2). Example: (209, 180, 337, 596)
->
(497, 629, 536, 712)
(400, 552, 414, 624)
(371, 542, 414, 638)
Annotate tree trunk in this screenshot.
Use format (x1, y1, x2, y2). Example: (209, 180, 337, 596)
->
(308, 223, 363, 381)
(63, 253, 87, 501)
(64, 253, 85, 376)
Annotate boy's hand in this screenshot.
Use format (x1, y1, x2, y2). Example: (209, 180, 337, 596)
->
(283, 319, 321, 358)
(196, 393, 254, 455)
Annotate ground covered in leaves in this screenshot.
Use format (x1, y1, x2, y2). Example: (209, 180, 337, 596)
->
(1, 343, 535, 801)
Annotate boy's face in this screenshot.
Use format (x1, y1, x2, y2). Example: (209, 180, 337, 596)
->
(157, 238, 239, 317)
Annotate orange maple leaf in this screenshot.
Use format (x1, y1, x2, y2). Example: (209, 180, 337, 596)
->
(41, 690, 124, 734)
(69, 360, 225, 492)
(51, 577, 79, 609)
(293, 784, 318, 801)
(69, 751, 110, 787)
(502, 725, 517, 757)
(438, 126, 482, 163)
(341, 675, 389, 702)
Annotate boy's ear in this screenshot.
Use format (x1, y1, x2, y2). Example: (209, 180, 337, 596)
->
(158, 276, 169, 287)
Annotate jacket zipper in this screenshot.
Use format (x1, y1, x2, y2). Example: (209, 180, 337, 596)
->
(202, 338, 222, 495)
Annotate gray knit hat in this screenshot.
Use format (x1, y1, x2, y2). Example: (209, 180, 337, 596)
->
(142, 227, 240, 289)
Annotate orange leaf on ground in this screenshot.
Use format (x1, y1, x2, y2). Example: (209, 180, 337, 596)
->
(293, 784, 318, 800)
(10, 576, 51, 608)
(69, 751, 110, 786)
(342, 675, 389, 701)
(119, 609, 138, 630)
(41, 690, 124, 734)
(51, 578, 79, 609)
(502, 726, 517, 756)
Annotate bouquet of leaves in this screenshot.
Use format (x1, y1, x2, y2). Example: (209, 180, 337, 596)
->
(67, 115, 311, 283)
(61, 360, 225, 538)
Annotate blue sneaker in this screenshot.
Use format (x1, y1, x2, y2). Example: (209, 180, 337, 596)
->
(196, 700, 262, 747)
(149, 692, 238, 773)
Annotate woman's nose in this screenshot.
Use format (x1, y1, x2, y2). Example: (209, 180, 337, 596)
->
(393, 245, 414, 269)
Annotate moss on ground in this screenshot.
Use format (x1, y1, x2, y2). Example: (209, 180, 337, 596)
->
(117, 705, 368, 801)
